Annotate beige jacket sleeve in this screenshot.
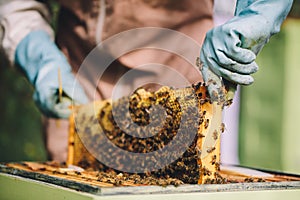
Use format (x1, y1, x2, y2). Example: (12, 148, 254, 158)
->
(0, 0, 54, 64)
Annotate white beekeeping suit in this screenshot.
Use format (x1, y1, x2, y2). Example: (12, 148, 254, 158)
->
(0, 0, 53, 63)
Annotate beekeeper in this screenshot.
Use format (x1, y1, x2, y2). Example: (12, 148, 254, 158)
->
(0, 0, 293, 162)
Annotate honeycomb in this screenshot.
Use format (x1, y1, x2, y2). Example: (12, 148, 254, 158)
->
(68, 82, 225, 184)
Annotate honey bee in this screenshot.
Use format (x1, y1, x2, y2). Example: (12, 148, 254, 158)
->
(215, 162, 220, 171)
(223, 99, 233, 107)
(206, 147, 216, 153)
(196, 57, 201, 68)
(220, 123, 225, 133)
(204, 119, 209, 129)
(200, 99, 206, 105)
(213, 130, 218, 140)
(211, 91, 218, 100)
(177, 161, 184, 168)
(75, 171, 82, 175)
(206, 79, 217, 86)
(195, 147, 202, 157)
(202, 167, 212, 176)
(193, 82, 202, 90)
(244, 177, 254, 182)
(211, 155, 217, 165)
(204, 178, 212, 184)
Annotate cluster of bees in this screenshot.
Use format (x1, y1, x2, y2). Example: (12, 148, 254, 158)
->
(75, 82, 226, 184)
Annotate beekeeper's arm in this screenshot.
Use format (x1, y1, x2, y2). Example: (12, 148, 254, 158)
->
(0, 0, 88, 118)
(200, 0, 293, 101)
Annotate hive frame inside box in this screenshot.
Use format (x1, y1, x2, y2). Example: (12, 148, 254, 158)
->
(67, 84, 223, 184)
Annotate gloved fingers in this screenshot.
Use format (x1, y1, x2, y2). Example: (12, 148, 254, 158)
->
(62, 81, 89, 105)
(34, 79, 89, 119)
(225, 29, 257, 64)
(201, 33, 258, 76)
(34, 89, 73, 119)
(215, 49, 259, 74)
(53, 99, 73, 119)
(220, 70, 254, 85)
(207, 26, 257, 65)
(57, 72, 89, 105)
(35, 70, 89, 118)
(205, 56, 255, 85)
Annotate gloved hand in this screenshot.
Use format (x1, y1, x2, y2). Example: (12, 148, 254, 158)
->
(15, 30, 89, 118)
(199, 0, 293, 102)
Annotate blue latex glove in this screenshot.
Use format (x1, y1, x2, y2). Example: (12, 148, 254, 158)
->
(15, 30, 89, 118)
(199, 0, 293, 102)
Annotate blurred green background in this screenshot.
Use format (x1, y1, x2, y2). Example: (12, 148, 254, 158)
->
(238, 1, 300, 174)
(1, 1, 300, 174)
(0, 66, 46, 161)
(239, 18, 300, 174)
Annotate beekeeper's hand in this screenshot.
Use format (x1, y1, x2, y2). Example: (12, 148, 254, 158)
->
(15, 30, 89, 118)
(199, 0, 293, 101)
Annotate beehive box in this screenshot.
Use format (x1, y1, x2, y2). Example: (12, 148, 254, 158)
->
(67, 82, 224, 184)
(1, 162, 300, 195)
